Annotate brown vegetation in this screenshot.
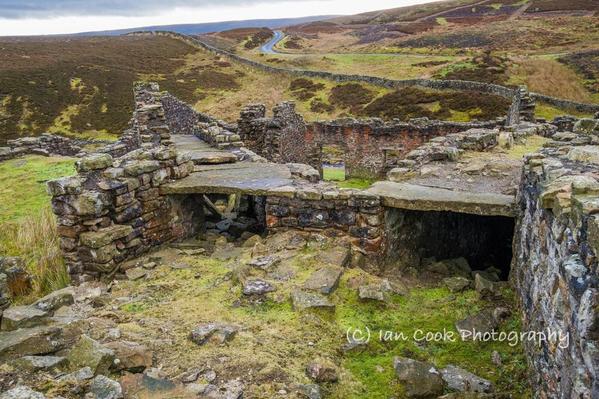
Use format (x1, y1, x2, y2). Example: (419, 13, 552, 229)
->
(329, 83, 375, 109)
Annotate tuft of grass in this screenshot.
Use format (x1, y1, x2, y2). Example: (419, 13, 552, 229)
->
(0, 207, 70, 300)
(337, 178, 376, 189)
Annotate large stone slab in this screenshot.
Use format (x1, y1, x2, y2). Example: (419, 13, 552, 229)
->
(161, 163, 293, 196)
(0, 326, 74, 361)
(172, 135, 237, 165)
(367, 181, 515, 217)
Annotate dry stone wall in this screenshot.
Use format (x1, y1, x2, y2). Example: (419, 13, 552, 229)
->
(48, 84, 197, 283)
(265, 185, 384, 261)
(512, 140, 599, 397)
(0, 134, 87, 162)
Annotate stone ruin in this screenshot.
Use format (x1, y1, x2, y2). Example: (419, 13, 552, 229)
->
(0, 80, 595, 397)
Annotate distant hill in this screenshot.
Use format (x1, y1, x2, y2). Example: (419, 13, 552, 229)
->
(75, 15, 339, 36)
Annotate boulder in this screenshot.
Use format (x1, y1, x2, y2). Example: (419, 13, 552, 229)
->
(474, 274, 499, 300)
(318, 246, 350, 267)
(306, 358, 338, 383)
(58, 366, 95, 383)
(291, 290, 335, 311)
(33, 287, 74, 312)
(0, 325, 76, 362)
(440, 365, 493, 393)
(89, 375, 123, 399)
(189, 323, 238, 345)
(443, 277, 471, 293)
(12, 355, 67, 372)
(242, 279, 276, 295)
(125, 267, 147, 281)
(568, 145, 599, 165)
(247, 255, 280, 270)
(297, 384, 321, 399)
(105, 341, 152, 372)
(358, 279, 394, 302)
(1, 306, 49, 331)
(66, 335, 115, 376)
(393, 357, 444, 398)
(303, 267, 343, 295)
(0, 386, 46, 399)
(455, 310, 498, 340)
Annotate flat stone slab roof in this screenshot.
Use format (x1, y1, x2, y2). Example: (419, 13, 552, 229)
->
(172, 135, 236, 165)
(161, 162, 293, 195)
(366, 181, 516, 217)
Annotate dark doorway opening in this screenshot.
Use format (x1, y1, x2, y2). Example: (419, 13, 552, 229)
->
(386, 208, 515, 280)
(202, 193, 266, 238)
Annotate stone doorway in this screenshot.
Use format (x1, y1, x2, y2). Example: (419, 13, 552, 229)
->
(385, 208, 515, 280)
(321, 144, 346, 182)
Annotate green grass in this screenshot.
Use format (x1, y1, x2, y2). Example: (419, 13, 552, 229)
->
(535, 102, 594, 121)
(0, 156, 76, 223)
(0, 155, 75, 300)
(323, 166, 346, 181)
(111, 250, 531, 398)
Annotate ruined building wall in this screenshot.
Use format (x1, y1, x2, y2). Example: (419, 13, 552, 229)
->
(239, 103, 501, 178)
(512, 150, 599, 398)
(48, 84, 197, 283)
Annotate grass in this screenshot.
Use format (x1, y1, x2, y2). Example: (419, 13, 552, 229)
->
(508, 57, 596, 103)
(535, 102, 594, 121)
(323, 167, 346, 181)
(105, 242, 531, 398)
(0, 208, 70, 301)
(0, 156, 76, 223)
(337, 178, 376, 189)
(0, 155, 75, 301)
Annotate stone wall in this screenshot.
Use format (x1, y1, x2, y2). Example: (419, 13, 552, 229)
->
(0, 134, 87, 162)
(48, 83, 197, 283)
(160, 93, 235, 135)
(239, 103, 502, 178)
(265, 186, 384, 261)
(512, 146, 599, 397)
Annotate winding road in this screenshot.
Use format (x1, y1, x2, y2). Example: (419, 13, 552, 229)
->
(260, 30, 285, 54)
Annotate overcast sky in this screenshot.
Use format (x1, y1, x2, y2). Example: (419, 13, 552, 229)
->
(0, 0, 434, 36)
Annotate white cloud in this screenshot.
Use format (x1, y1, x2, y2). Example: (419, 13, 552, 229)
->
(0, 0, 435, 36)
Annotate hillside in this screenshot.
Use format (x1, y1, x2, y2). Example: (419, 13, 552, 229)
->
(0, 34, 513, 144)
(74, 15, 338, 36)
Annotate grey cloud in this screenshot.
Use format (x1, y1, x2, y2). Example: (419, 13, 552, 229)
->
(0, 0, 316, 19)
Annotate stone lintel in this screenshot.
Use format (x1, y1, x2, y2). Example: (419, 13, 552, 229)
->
(367, 181, 515, 217)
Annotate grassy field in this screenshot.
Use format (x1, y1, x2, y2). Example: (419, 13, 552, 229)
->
(0, 155, 75, 299)
(0, 156, 76, 223)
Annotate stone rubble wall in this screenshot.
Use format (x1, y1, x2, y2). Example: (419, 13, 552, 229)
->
(512, 134, 599, 397)
(265, 185, 384, 261)
(0, 134, 88, 162)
